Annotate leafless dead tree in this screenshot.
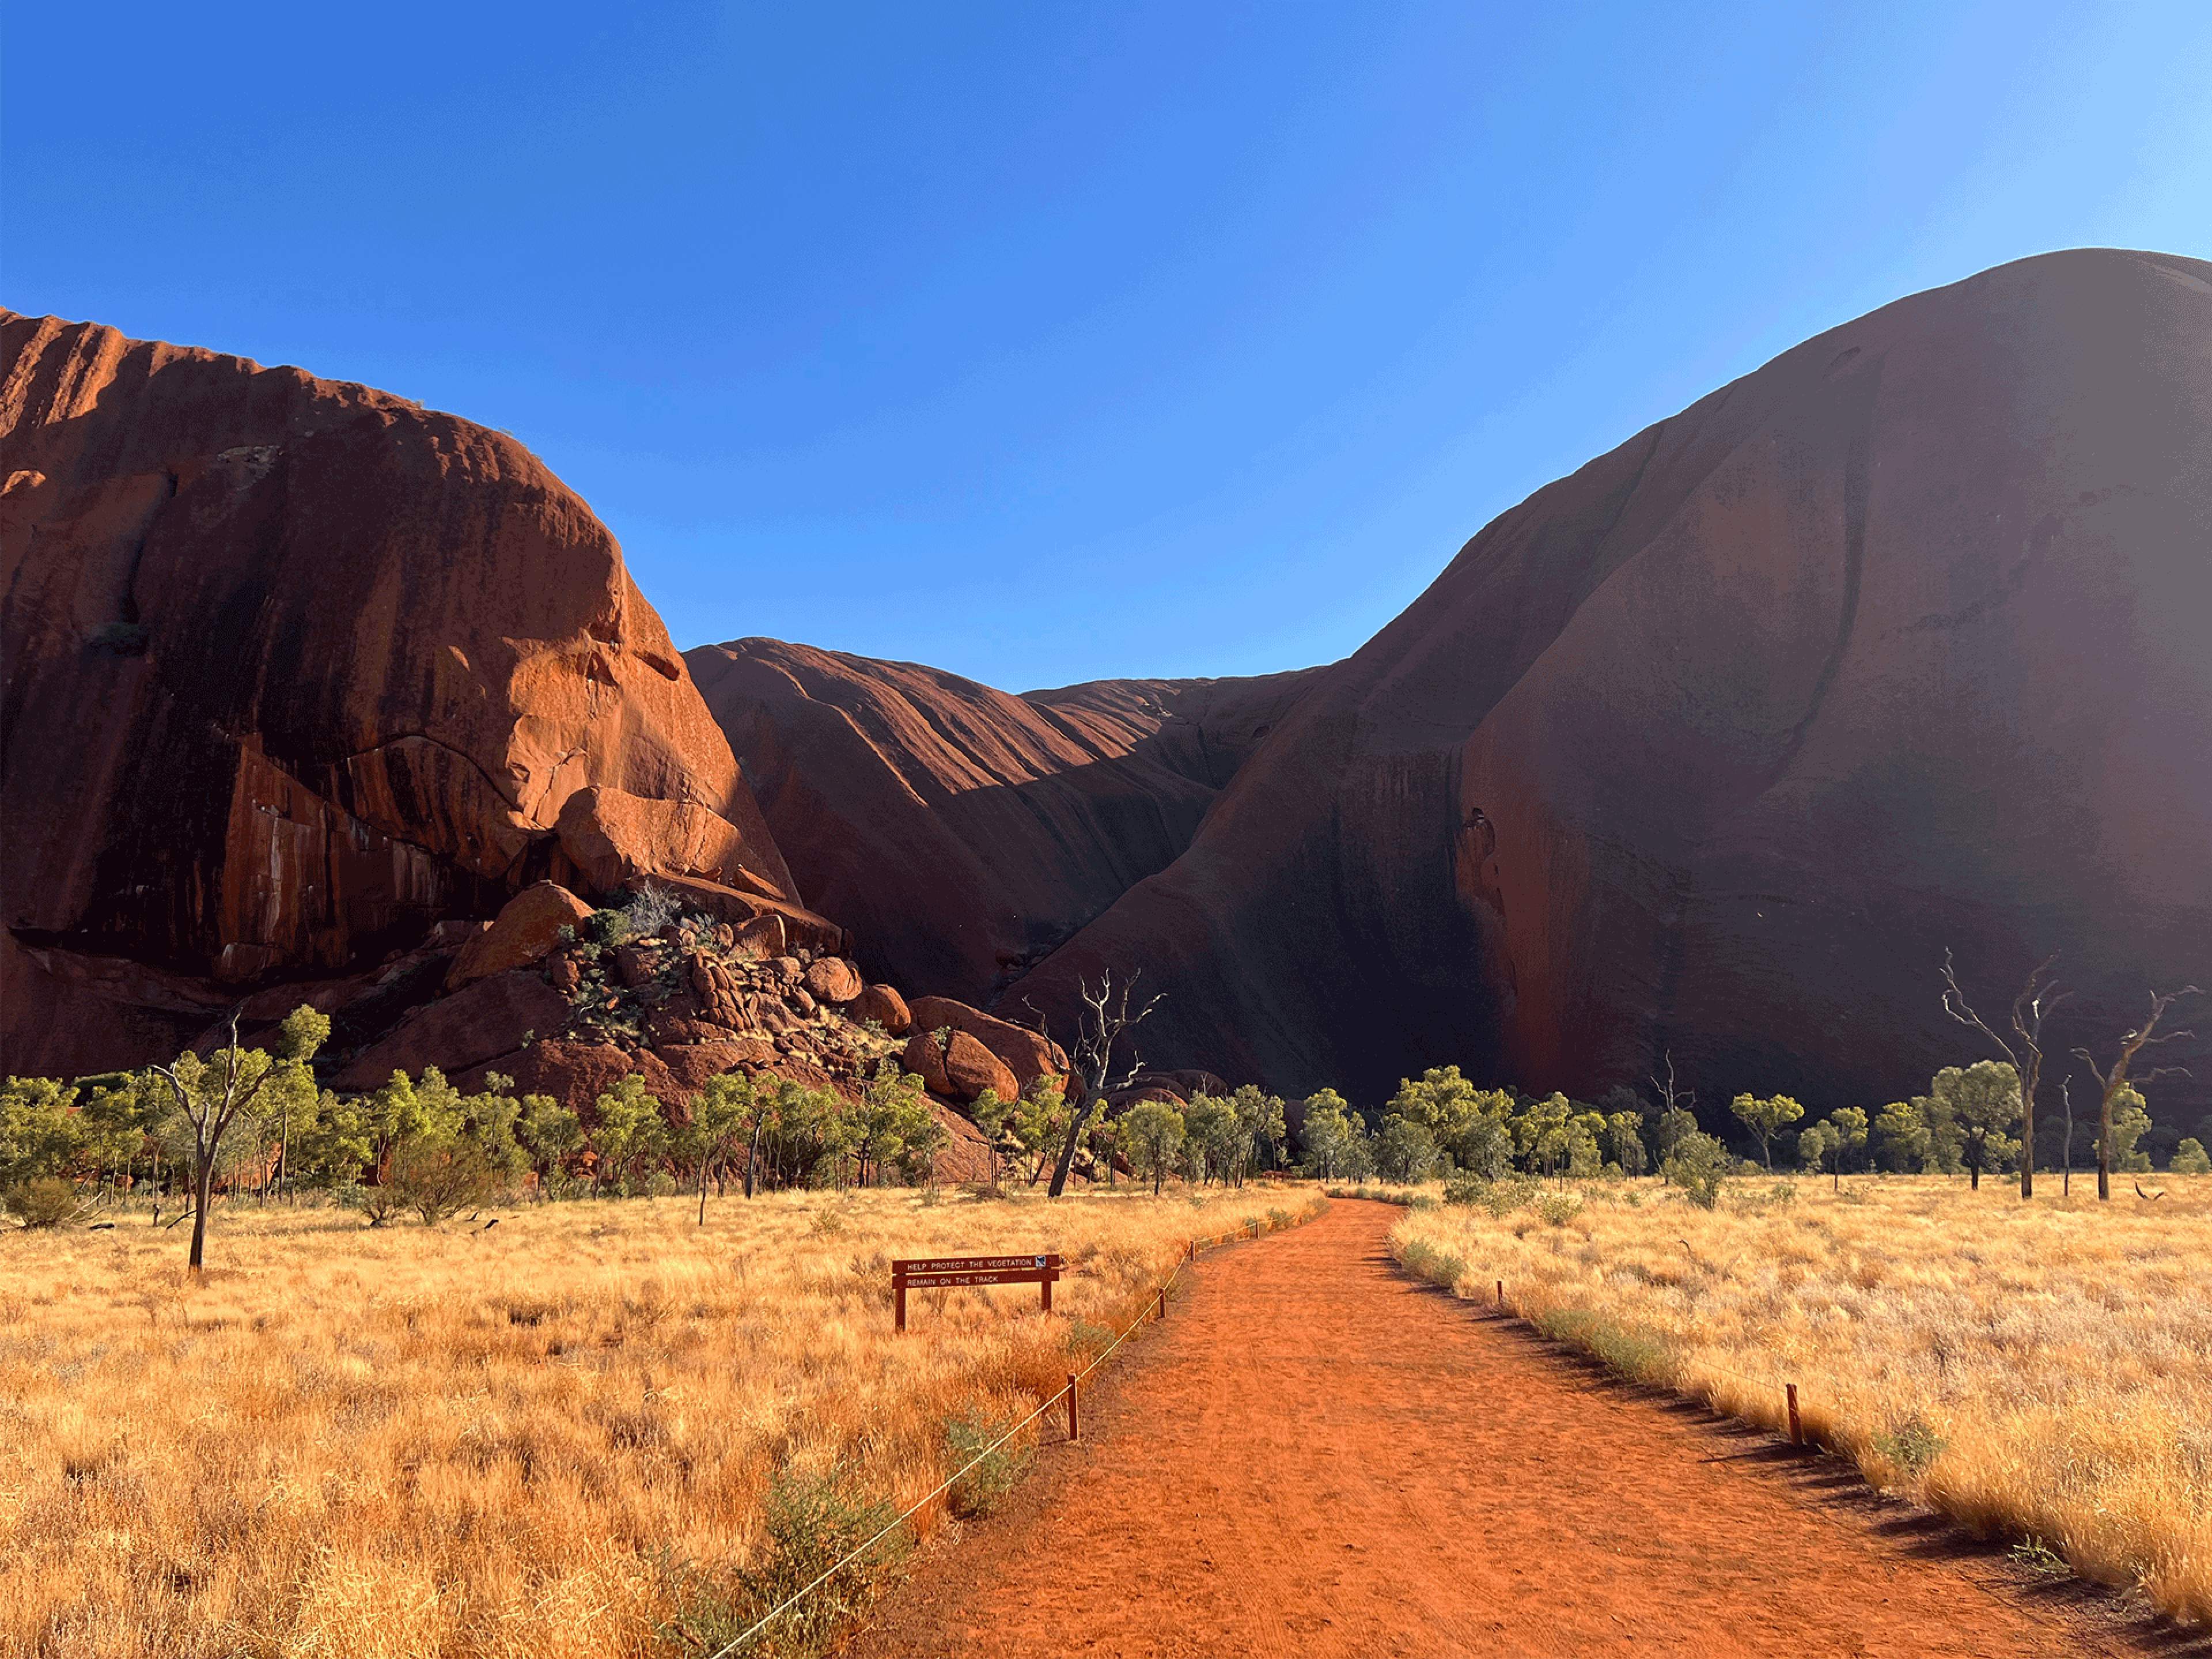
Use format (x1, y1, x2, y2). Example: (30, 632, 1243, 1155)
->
(2073, 986, 2201, 1202)
(1941, 949, 2069, 1200)
(1043, 971, 1161, 1198)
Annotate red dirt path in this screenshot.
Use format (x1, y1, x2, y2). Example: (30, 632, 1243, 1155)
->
(854, 1198, 2162, 1659)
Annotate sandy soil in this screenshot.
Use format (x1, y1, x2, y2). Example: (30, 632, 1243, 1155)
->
(853, 1198, 2187, 1659)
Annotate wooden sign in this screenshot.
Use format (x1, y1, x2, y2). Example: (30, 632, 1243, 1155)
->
(893, 1252, 1063, 1332)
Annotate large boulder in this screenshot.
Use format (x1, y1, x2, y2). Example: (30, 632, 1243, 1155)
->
(906, 995, 1065, 1092)
(801, 956, 863, 1005)
(0, 310, 801, 1075)
(901, 1027, 1018, 1105)
(445, 882, 593, 991)
(1012, 249, 2212, 1130)
(848, 983, 911, 1035)
(941, 1029, 1020, 1104)
(685, 637, 1321, 1005)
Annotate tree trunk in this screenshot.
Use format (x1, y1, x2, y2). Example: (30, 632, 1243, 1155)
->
(744, 1118, 764, 1199)
(2097, 1094, 2113, 1201)
(188, 1153, 215, 1271)
(2019, 1077, 2035, 1200)
(1047, 1100, 1092, 1199)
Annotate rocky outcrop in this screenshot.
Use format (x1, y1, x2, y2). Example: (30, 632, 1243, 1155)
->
(685, 638, 1322, 1006)
(0, 310, 815, 1075)
(1012, 249, 2212, 1127)
(334, 969, 573, 1091)
(445, 882, 594, 991)
(905, 995, 1065, 1093)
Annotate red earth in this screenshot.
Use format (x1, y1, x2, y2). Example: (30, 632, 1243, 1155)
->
(854, 1199, 2169, 1659)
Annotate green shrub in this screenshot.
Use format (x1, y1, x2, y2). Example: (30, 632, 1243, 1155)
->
(659, 1467, 908, 1657)
(944, 1411, 1034, 1518)
(1872, 1414, 1947, 1480)
(1399, 1237, 1468, 1289)
(4, 1177, 82, 1228)
(1532, 1306, 1676, 1385)
(2172, 1138, 2211, 1175)
(1533, 1191, 1582, 1228)
(1441, 1173, 1488, 1207)
(582, 908, 632, 947)
(1662, 1131, 1732, 1209)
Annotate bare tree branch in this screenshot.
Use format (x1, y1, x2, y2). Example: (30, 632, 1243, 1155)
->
(1941, 950, 2067, 1199)
(2072, 984, 2202, 1202)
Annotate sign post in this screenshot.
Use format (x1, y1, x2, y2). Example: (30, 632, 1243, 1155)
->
(892, 1252, 1065, 1334)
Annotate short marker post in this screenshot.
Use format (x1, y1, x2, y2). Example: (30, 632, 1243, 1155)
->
(1496, 1279, 1505, 1310)
(1156, 1287, 1166, 1321)
(1066, 1372, 1080, 1441)
(1786, 1382, 1803, 1447)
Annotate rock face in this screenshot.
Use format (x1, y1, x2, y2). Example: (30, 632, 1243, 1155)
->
(685, 638, 1322, 1005)
(0, 310, 805, 1075)
(1012, 250, 2212, 1126)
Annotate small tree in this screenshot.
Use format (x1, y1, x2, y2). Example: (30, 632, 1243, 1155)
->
(968, 1087, 1013, 1189)
(1662, 1130, 1731, 1208)
(1225, 1085, 1286, 1186)
(683, 1073, 756, 1222)
(1012, 1077, 1070, 1186)
(1182, 1093, 1235, 1185)
(1298, 1089, 1370, 1180)
(2172, 1138, 2211, 1176)
(1372, 1117, 1438, 1184)
(1922, 1062, 2021, 1191)
(1829, 1106, 1870, 1176)
(1603, 1111, 1647, 1177)
(1941, 949, 2068, 1200)
(2073, 986, 2201, 1202)
(1729, 1092, 1804, 1172)
(592, 1075, 668, 1196)
(1872, 1099, 1931, 1173)
(1120, 1099, 1187, 1194)
(1798, 1119, 1843, 1190)
(1, 1076, 83, 1202)
(1044, 972, 1160, 1198)
(518, 1094, 584, 1199)
(149, 1005, 326, 1270)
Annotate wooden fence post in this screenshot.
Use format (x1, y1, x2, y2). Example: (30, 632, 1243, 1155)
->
(1066, 1373, 1080, 1441)
(1786, 1382, 1802, 1447)
(1156, 1287, 1166, 1321)
(896, 1280, 907, 1334)
(1496, 1279, 1504, 1310)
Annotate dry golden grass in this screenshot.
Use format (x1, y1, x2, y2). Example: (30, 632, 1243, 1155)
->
(0, 1183, 1321, 1658)
(1380, 1173, 2212, 1623)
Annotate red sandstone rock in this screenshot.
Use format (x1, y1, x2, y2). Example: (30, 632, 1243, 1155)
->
(625, 872, 844, 957)
(684, 638, 1321, 1007)
(906, 996, 1064, 1092)
(446, 882, 593, 991)
(850, 983, 912, 1035)
(942, 1029, 1018, 1105)
(1013, 250, 2212, 1128)
(653, 1039, 778, 1098)
(902, 1031, 952, 1096)
(334, 970, 571, 1090)
(802, 957, 863, 1005)
(0, 309, 798, 1075)
(484, 1040, 681, 1116)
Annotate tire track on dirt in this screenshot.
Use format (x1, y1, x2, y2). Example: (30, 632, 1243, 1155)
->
(855, 1199, 2175, 1658)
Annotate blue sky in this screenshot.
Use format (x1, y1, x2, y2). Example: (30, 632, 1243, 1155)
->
(7, 3, 2209, 689)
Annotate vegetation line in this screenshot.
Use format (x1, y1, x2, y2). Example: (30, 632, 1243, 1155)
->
(1365, 1175, 2210, 1626)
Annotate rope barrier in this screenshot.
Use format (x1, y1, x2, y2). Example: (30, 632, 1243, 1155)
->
(703, 1201, 1312, 1657)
